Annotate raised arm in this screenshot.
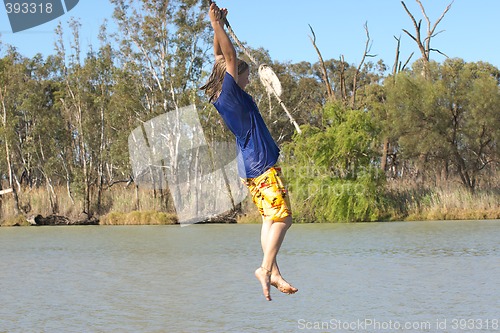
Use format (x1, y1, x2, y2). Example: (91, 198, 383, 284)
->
(212, 7, 226, 60)
(213, 32, 223, 60)
(209, 3, 238, 81)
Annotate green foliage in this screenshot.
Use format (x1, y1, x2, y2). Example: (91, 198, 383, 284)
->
(282, 103, 386, 222)
(385, 58, 500, 191)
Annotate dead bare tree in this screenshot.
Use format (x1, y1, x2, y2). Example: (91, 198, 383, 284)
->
(339, 55, 347, 104)
(392, 35, 414, 76)
(351, 22, 376, 109)
(308, 24, 335, 101)
(401, 0, 454, 79)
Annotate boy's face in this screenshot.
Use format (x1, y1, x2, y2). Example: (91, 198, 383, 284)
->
(237, 68, 250, 90)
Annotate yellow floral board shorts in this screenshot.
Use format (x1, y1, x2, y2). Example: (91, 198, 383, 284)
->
(243, 166, 292, 221)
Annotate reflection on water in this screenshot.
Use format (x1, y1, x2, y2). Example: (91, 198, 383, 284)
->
(0, 220, 499, 333)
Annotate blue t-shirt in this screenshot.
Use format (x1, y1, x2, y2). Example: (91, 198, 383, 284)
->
(214, 72, 280, 178)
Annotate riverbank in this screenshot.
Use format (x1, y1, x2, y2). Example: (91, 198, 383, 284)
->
(1, 184, 499, 226)
(0, 211, 178, 227)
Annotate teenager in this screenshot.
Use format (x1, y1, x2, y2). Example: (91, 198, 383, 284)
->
(200, 3, 297, 301)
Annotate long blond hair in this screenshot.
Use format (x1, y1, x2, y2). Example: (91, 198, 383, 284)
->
(200, 58, 249, 103)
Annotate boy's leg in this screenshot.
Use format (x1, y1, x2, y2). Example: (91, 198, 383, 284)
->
(260, 218, 279, 274)
(255, 217, 290, 301)
(255, 215, 296, 300)
(260, 217, 297, 294)
(250, 166, 296, 300)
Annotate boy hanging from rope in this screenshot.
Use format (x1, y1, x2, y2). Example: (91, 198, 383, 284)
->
(200, 2, 298, 301)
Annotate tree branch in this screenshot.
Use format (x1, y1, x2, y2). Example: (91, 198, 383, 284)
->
(351, 21, 375, 109)
(393, 35, 401, 76)
(401, 0, 454, 78)
(401, 52, 415, 71)
(429, 48, 449, 58)
(308, 24, 335, 100)
(429, 0, 454, 35)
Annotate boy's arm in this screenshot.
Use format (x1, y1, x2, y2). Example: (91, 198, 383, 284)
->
(213, 8, 226, 60)
(209, 3, 237, 80)
(213, 29, 223, 61)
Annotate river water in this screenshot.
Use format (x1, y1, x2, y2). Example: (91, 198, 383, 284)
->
(0, 220, 499, 333)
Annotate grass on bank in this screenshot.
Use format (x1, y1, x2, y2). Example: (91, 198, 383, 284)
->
(402, 187, 500, 221)
(383, 178, 500, 221)
(100, 211, 178, 225)
(1, 214, 31, 227)
(0, 185, 175, 225)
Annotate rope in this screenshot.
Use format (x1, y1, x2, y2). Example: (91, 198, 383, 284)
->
(207, 0, 302, 134)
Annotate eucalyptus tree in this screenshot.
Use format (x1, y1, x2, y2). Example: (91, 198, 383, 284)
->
(84, 25, 116, 214)
(0, 48, 29, 214)
(437, 59, 500, 191)
(381, 0, 453, 180)
(385, 59, 500, 192)
(54, 19, 89, 216)
(0, 42, 73, 217)
(54, 18, 117, 218)
(110, 0, 209, 211)
(111, 0, 208, 115)
(20, 54, 70, 214)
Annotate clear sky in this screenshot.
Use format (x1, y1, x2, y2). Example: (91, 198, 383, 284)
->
(1, 0, 499, 71)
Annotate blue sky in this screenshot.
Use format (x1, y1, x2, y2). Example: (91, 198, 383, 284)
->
(1, 0, 499, 71)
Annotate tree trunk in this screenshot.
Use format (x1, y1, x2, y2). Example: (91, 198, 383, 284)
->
(308, 25, 335, 101)
(135, 183, 140, 211)
(339, 56, 347, 104)
(414, 153, 428, 185)
(96, 104, 106, 214)
(381, 138, 389, 172)
(351, 22, 374, 109)
(4, 142, 17, 213)
(8, 157, 21, 215)
(44, 173, 59, 214)
(440, 160, 449, 184)
(454, 151, 475, 193)
(0, 178, 3, 220)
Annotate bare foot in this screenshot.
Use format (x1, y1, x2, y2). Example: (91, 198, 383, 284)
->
(255, 267, 272, 301)
(271, 276, 298, 294)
